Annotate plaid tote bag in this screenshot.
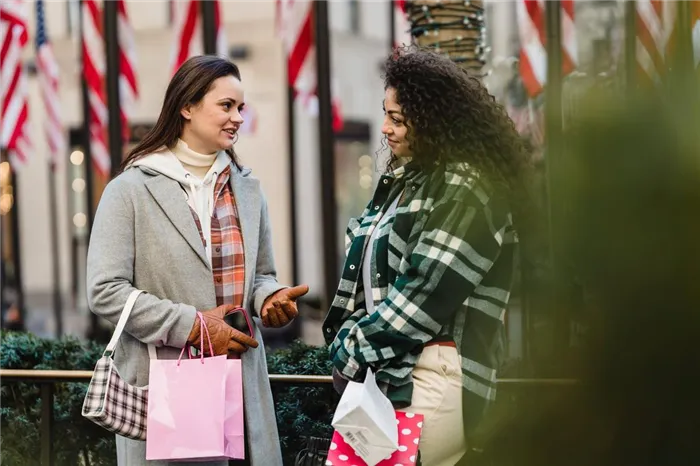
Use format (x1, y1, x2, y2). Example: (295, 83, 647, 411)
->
(82, 289, 149, 440)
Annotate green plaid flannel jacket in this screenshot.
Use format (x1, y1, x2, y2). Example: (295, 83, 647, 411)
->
(323, 161, 517, 434)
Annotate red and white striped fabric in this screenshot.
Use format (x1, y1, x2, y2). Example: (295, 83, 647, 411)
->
(393, 0, 411, 48)
(636, 0, 675, 85)
(516, 0, 577, 98)
(169, 0, 227, 76)
(1, 0, 30, 169)
(36, 0, 65, 169)
(169, 1, 259, 134)
(82, 0, 109, 176)
(170, 0, 200, 76)
(639, 1, 700, 83)
(117, 0, 138, 143)
(276, 0, 343, 131)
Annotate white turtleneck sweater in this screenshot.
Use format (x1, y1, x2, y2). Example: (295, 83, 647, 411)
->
(171, 138, 217, 179)
(131, 140, 231, 266)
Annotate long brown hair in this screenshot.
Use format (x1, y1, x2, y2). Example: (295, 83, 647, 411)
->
(120, 55, 242, 173)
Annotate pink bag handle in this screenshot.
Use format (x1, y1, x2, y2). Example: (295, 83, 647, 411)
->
(178, 311, 214, 365)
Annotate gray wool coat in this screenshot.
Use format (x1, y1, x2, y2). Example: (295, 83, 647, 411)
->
(86, 161, 285, 466)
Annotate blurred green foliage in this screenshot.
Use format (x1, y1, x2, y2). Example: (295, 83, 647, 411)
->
(0, 332, 336, 466)
(470, 80, 700, 465)
(0, 331, 115, 465)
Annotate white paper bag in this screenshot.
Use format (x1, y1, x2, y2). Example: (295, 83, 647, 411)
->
(331, 369, 399, 466)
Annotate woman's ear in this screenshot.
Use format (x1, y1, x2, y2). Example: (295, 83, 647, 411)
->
(181, 105, 192, 121)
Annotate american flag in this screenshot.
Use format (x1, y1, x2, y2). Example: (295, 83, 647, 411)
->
(170, 0, 201, 75)
(516, 0, 577, 98)
(36, 0, 65, 169)
(636, 0, 675, 86)
(169, 1, 260, 132)
(170, 0, 227, 76)
(393, 0, 411, 48)
(117, 0, 139, 143)
(0, 0, 30, 169)
(82, 0, 109, 176)
(276, 0, 343, 131)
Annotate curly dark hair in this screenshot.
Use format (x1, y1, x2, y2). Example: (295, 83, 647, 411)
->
(383, 46, 532, 193)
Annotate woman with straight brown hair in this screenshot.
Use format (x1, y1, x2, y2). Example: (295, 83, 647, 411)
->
(87, 55, 307, 466)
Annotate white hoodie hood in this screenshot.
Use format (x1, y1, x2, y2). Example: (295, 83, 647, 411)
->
(132, 148, 232, 265)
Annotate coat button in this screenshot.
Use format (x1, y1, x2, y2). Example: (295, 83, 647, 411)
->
(374, 206, 380, 210)
(383, 179, 389, 184)
(326, 328, 332, 333)
(376, 273, 381, 278)
(339, 298, 346, 304)
(349, 265, 356, 270)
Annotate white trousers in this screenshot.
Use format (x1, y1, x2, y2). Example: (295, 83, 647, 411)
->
(398, 345, 467, 466)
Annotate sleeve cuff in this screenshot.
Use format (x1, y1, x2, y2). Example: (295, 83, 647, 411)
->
(333, 344, 365, 382)
(170, 304, 198, 349)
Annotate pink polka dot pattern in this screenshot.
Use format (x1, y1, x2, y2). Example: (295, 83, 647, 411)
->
(325, 411, 424, 465)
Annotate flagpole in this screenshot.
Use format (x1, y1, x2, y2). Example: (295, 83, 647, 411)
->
(543, 0, 567, 364)
(48, 161, 63, 336)
(0, 193, 4, 329)
(674, 1, 694, 99)
(36, 0, 64, 337)
(78, 0, 95, 235)
(10, 162, 25, 331)
(389, 0, 395, 51)
(286, 86, 299, 287)
(104, 0, 122, 179)
(280, 5, 300, 287)
(624, 0, 636, 92)
(79, 0, 97, 338)
(201, 0, 217, 55)
(0, 181, 4, 329)
(314, 0, 339, 309)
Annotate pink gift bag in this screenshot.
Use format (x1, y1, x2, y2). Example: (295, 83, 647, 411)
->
(223, 358, 244, 458)
(326, 411, 424, 466)
(146, 312, 231, 461)
(221, 307, 255, 459)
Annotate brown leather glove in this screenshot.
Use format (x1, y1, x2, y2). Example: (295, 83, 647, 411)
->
(261, 284, 309, 328)
(187, 304, 258, 356)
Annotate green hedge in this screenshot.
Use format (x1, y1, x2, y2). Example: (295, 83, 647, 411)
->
(0, 331, 337, 466)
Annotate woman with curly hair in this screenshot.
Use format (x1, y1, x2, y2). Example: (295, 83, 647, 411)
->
(323, 46, 530, 465)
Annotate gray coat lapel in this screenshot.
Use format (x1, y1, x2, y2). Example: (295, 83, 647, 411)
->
(143, 175, 211, 269)
(229, 167, 260, 306)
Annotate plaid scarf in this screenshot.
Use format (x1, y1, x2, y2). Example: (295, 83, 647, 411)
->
(189, 166, 245, 308)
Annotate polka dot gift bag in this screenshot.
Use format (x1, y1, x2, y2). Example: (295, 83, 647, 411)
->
(326, 411, 424, 466)
(330, 369, 404, 465)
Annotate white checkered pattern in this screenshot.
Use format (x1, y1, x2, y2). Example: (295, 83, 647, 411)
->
(82, 355, 148, 440)
(82, 289, 150, 440)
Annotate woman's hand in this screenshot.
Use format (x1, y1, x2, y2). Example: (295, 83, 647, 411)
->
(261, 285, 309, 328)
(187, 304, 258, 355)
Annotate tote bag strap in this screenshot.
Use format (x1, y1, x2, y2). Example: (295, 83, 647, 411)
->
(103, 289, 144, 357)
(147, 343, 157, 360)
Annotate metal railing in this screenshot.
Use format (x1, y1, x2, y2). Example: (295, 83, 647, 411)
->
(0, 369, 576, 465)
